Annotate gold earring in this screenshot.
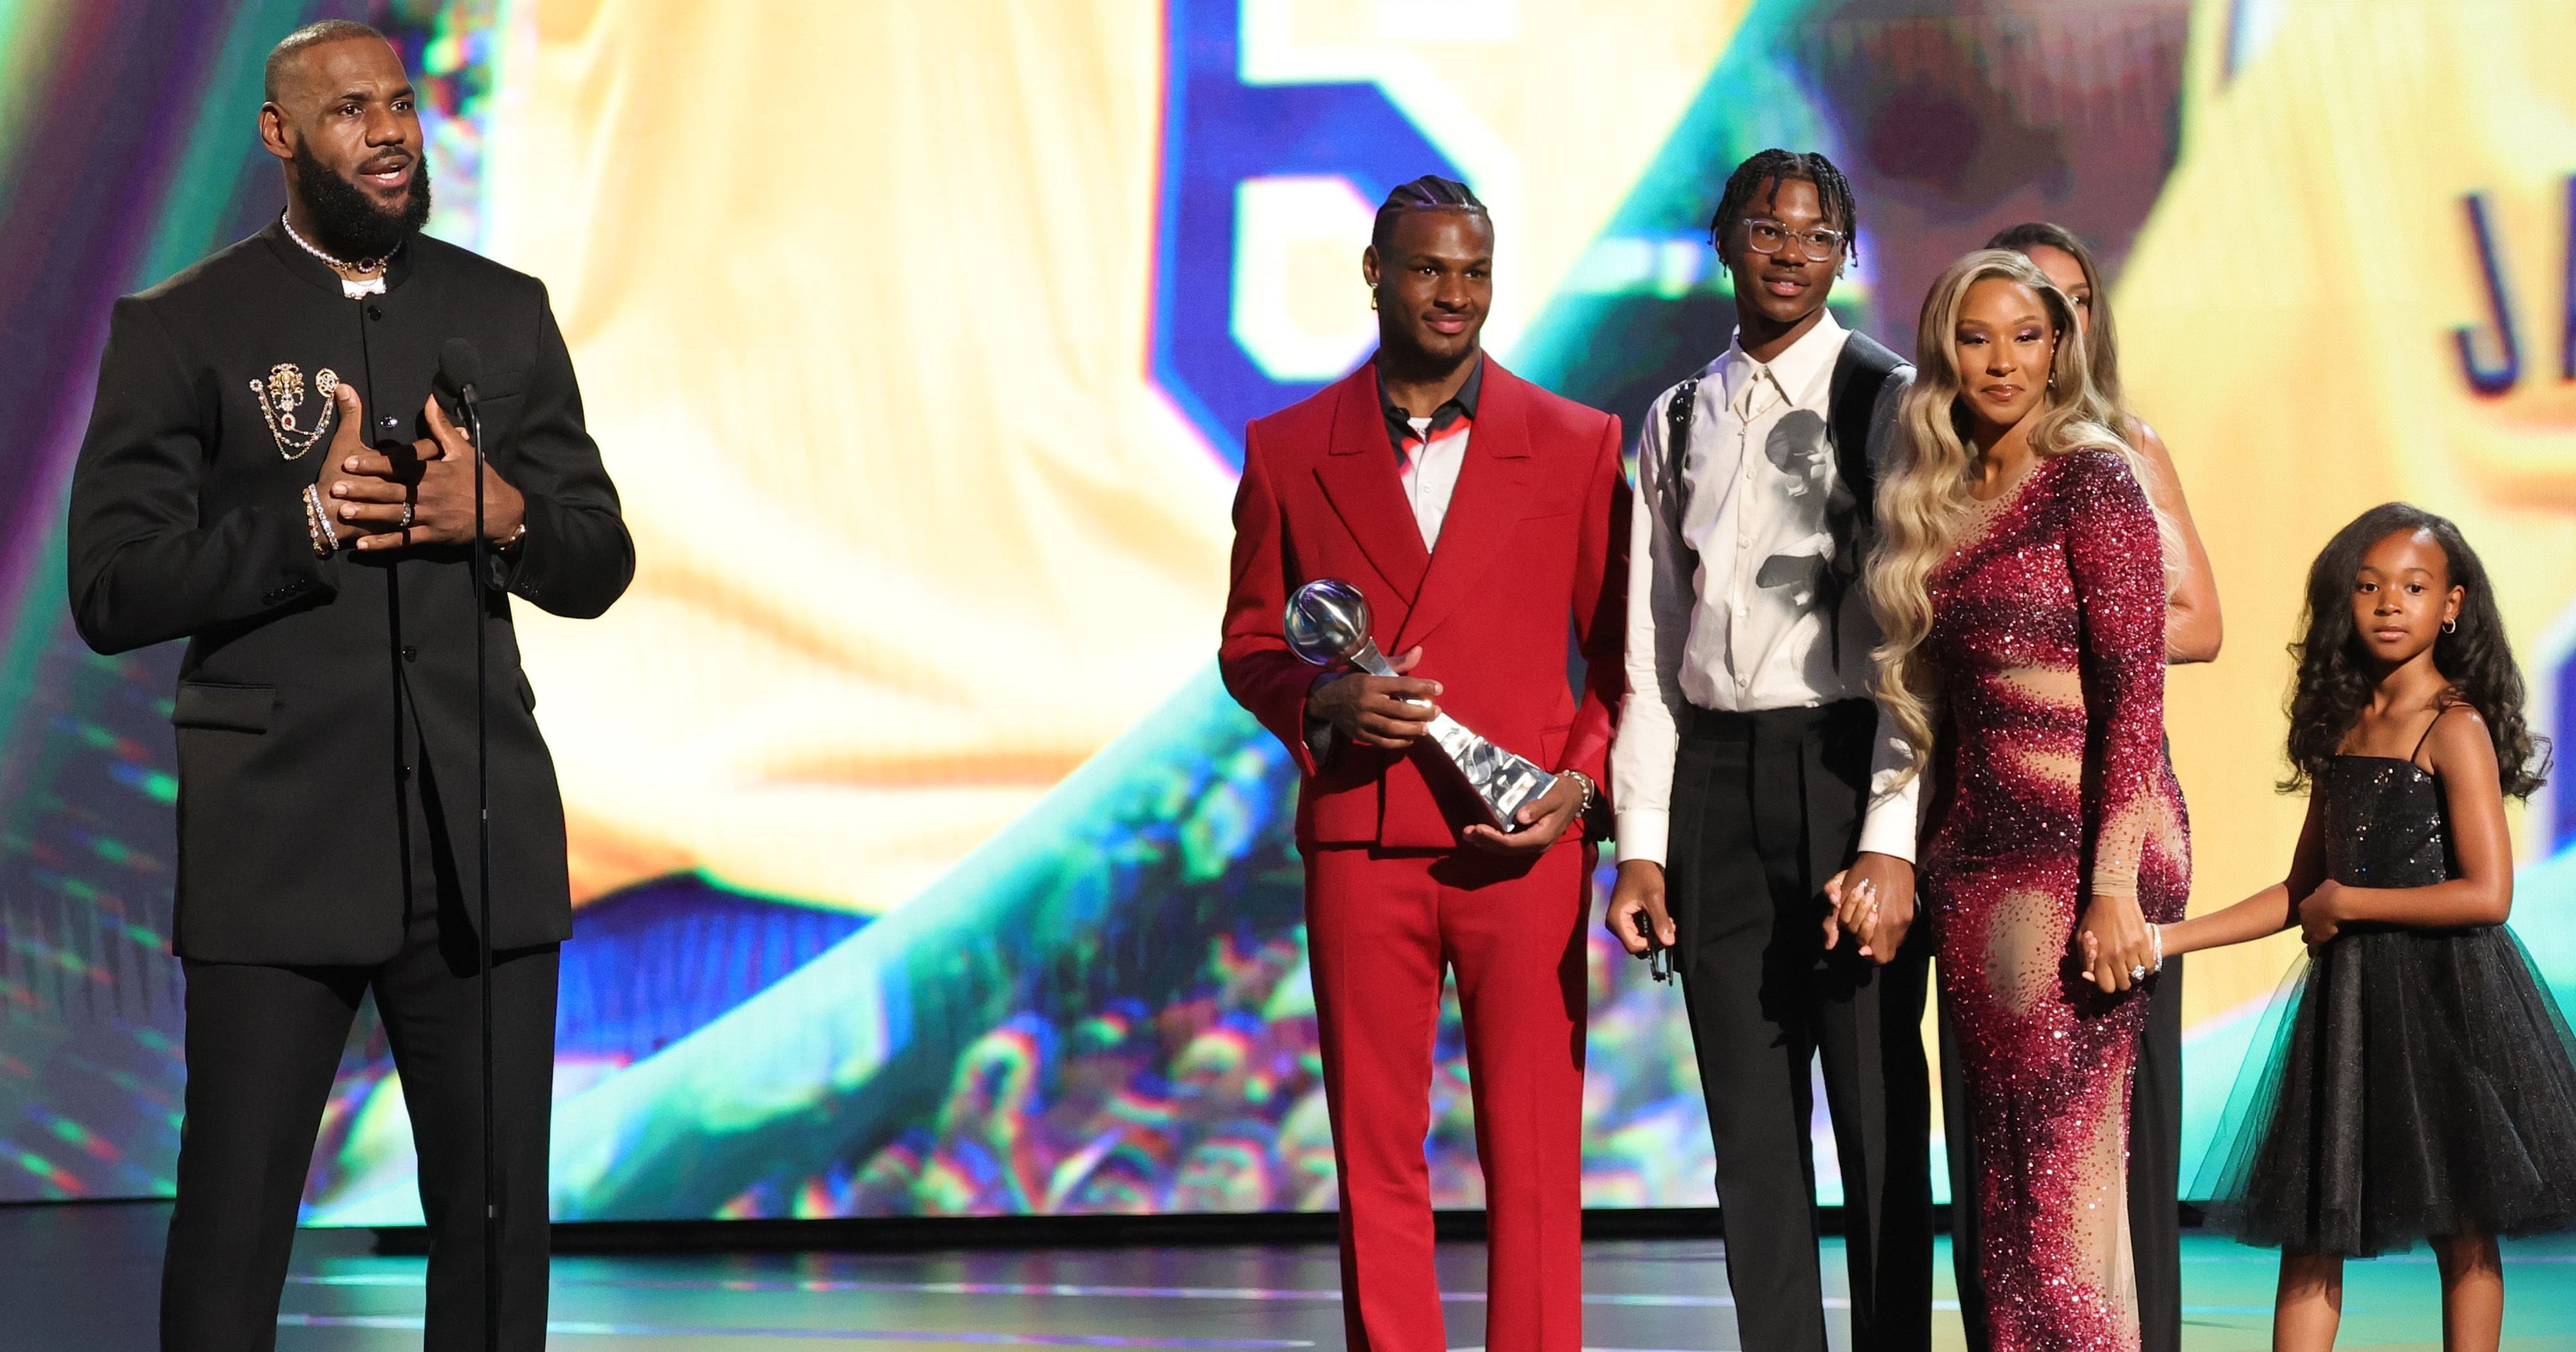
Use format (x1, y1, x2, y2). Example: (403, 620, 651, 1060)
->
(1369, 288, 1379, 311)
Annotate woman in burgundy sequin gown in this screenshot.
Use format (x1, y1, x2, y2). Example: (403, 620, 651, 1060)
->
(1866, 251, 2189, 1352)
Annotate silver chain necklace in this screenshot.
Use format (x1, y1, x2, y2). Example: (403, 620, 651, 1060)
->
(280, 211, 389, 277)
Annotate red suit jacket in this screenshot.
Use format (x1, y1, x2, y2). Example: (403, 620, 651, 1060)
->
(1220, 358, 1628, 850)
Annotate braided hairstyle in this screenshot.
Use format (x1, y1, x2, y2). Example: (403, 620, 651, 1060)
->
(1371, 175, 1489, 252)
(1708, 149, 1859, 268)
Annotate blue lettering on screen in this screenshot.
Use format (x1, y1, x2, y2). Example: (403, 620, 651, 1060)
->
(1150, 0, 1462, 472)
(2454, 178, 2576, 395)
(2453, 193, 2520, 399)
(2448, 179, 2576, 847)
(2562, 176, 2575, 381)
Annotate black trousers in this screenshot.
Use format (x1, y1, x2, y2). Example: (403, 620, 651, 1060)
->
(1942, 957, 2183, 1352)
(1668, 702, 1934, 1352)
(161, 757, 557, 1352)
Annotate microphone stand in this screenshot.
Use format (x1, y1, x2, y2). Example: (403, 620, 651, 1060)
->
(461, 383, 500, 1352)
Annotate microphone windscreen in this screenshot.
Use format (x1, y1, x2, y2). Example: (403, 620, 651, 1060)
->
(436, 338, 484, 398)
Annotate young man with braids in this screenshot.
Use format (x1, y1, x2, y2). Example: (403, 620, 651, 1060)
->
(1605, 149, 1933, 1352)
(1221, 175, 1627, 1352)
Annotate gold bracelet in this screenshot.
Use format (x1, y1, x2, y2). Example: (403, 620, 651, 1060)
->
(494, 520, 528, 553)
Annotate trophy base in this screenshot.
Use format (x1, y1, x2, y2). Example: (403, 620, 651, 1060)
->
(1426, 717, 1557, 831)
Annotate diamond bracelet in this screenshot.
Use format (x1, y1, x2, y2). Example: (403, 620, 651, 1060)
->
(301, 484, 340, 556)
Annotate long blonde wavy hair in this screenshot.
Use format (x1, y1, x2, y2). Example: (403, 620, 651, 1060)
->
(1867, 249, 2181, 777)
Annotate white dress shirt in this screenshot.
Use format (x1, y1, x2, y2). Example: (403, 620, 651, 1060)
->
(1611, 312, 1922, 867)
(1305, 363, 1481, 760)
(1399, 414, 1470, 548)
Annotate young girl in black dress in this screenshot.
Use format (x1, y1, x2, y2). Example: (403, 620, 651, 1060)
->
(2144, 503, 2576, 1351)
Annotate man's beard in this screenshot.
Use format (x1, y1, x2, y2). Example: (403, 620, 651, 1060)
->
(293, 141, 432, 261)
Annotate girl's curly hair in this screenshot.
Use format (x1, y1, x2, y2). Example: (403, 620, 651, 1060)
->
(2284, 502, 2548, 798)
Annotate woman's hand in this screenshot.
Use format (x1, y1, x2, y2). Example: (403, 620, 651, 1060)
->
(2298, 880, 2349, 950)
(1823, 853, 1917, 963)
(2074, 890, 2154, 993)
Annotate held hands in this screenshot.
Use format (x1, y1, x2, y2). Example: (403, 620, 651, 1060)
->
(1606, 859, 1676, 956)
(1307, 646, 1439, 750)
(315, 386, 525, 552)
(1822, 852, 1916, 964)
(310, 386, 402, 547)
(2298, 880, 2349, 950)
(1461, 772, 1586, 856)
(2074, 890, 2155, 994)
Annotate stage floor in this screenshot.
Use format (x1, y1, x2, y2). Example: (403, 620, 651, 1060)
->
(8, 1203, 2574, 1349)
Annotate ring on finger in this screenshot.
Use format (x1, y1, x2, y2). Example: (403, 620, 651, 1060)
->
(398, 501, 416, 530)
(2128, 963, 2147, 982)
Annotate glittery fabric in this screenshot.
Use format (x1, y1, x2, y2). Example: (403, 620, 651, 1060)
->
(2196, 757, 2576, 1256)
(1921, 450, 2188, 1352)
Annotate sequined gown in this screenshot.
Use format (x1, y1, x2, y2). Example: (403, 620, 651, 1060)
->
(1922, 449, 2189, 1352)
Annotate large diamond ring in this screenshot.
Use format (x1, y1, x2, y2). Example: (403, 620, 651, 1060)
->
(2128, 963, 2148, 982)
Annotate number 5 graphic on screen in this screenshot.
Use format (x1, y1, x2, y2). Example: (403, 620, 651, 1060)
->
(1149, 0, 1511, 473)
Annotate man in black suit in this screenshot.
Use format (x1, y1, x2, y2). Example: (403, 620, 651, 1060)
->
(65, 21, 631, 1349)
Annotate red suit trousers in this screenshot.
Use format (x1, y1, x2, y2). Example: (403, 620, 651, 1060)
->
(1306, 841, 1590, 1352)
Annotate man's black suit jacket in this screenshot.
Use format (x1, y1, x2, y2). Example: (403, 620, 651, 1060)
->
(66, 220, 634, 966)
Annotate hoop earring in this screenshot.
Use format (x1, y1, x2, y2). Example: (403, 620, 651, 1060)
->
(2444, 618, 2458, 634)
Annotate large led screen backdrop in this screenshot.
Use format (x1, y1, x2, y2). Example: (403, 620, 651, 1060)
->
(3, 0, 2574, 1224)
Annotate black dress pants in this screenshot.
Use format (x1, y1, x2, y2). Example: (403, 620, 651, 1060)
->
(1669, 703, 1934, 1352)
(160, 759, 558, 1352)
(1942, 957, 2182, 1352)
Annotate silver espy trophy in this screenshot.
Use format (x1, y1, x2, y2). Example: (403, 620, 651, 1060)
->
(1285, 578, 1556, 831)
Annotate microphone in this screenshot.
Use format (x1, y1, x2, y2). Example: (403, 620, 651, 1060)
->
(435, 338, 484, 420)
(438, 332, 504, 1352)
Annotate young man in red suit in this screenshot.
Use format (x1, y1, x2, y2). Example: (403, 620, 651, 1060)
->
(1219, 176, 1628, 1352)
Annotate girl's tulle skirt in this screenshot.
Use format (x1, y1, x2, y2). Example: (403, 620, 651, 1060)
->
(2194, 925, 2576, 1256)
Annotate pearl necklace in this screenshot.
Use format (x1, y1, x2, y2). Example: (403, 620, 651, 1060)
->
(280, 211, 391, 278)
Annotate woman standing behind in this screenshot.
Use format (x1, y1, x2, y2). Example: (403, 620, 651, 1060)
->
(1929, 222, 2221, 1352)
(1870, 250, 2188, 1352)
(1990, 223, 2221, 665)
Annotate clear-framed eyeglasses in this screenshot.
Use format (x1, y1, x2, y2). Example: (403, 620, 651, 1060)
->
(1741, 218, 1846, 262)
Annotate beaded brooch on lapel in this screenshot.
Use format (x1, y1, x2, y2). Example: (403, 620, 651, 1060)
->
(251, 362, 340, 460)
